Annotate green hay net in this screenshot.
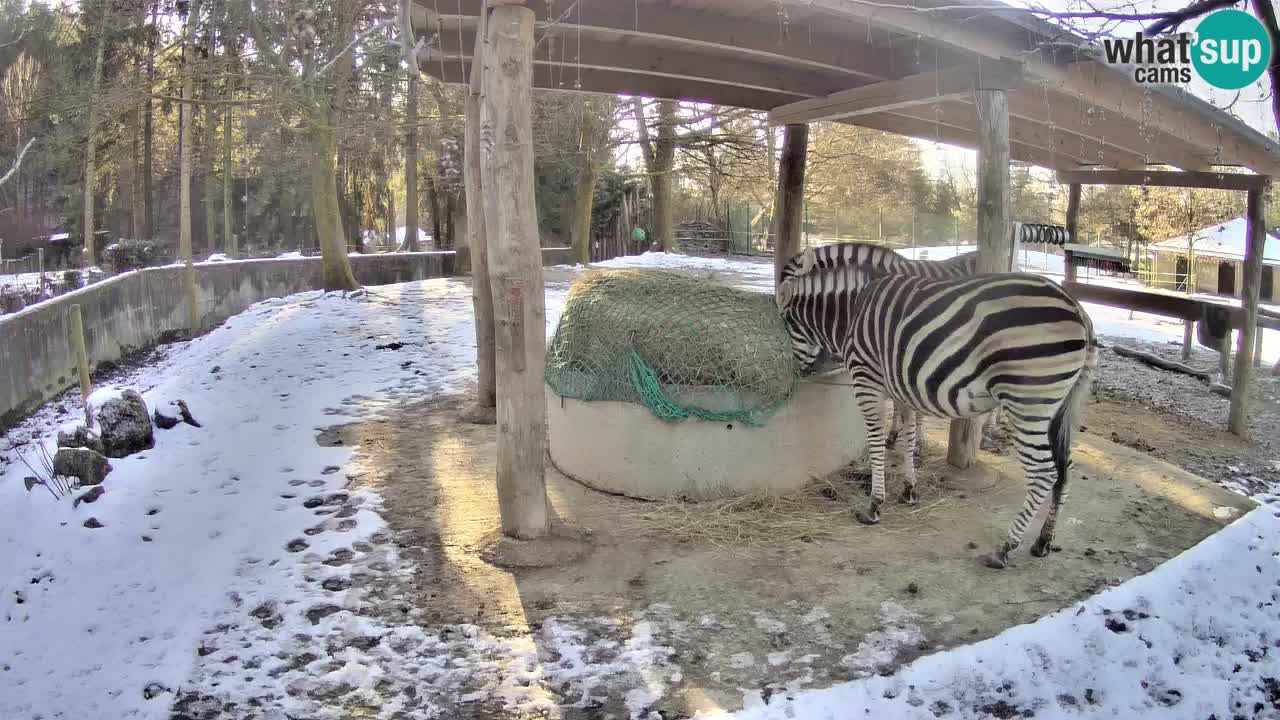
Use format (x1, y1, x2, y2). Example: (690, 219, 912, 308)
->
(545, 269, 799, 426)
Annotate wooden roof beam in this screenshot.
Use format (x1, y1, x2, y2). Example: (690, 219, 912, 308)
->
(1005, 88, 1215, 171)
(886, 101, 1145, 169)
(420, 57, 800, 110)
(803, 0, 1280, 174)
(1056, 169, 1272, 191)
(432, 27, 848, 100)
(849, 111, 1081, 171)
(768, 60, 1022, 126)
(427, 4, 922, 83)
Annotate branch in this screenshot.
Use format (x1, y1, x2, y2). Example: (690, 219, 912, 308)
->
(1144, 0, 1240, 33)
(0, 137, 35, 188)
(315, 17, 397, 79)
(1252, 0, 1280, 133)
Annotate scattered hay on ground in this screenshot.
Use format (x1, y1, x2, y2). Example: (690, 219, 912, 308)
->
(615, 442, 960, 553)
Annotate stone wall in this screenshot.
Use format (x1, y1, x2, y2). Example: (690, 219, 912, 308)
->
(1, 249, 571, 429)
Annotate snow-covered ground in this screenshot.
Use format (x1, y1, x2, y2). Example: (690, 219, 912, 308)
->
(1, 251, 1277, 719)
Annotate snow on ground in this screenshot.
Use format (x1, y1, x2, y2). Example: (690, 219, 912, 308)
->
(1, 250, 1278, 719)
(699, 506, 1280, 720)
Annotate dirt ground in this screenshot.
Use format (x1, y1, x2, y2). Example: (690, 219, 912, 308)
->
(323, 389, 1253, 719)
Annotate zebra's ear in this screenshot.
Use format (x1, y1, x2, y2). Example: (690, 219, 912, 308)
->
(775, 278, 797, 309)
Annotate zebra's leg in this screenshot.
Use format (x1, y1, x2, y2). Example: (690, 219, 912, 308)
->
(982, 416, 1057, 569)
(853, 389, 888, 525)
(1030, 466, 1070, 557)
(886, 401, 902, 448)
(898, 405, 919, 505)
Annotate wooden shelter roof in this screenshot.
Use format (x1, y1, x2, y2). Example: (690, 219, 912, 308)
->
(412, 0, 1280, 176)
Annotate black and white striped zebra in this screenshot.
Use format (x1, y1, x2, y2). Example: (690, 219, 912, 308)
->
(776, 250, 1097, 569)
(779, 241, 978, 285)
(780, 242, 990, 451)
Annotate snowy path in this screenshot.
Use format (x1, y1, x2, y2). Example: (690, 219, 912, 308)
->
(0, 251, 1277, 719)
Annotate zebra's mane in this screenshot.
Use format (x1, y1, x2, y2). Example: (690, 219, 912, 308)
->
(779, 242, 908, 283)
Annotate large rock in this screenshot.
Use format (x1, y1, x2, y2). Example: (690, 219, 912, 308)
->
(57, 426, 105, 456)
(96, 390, 155, 458)
(53, 447, 112, 486)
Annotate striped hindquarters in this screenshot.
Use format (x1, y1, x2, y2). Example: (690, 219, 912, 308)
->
(846, 273, 1091, 417)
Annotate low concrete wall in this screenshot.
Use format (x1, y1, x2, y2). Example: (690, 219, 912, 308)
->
(547, 379, 867, 499)
(1, 248, 576, 429)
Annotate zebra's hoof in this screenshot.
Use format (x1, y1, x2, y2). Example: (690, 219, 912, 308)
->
(1029, 541, 1061, 557)
(856, 508, 881, 525)
(898, 487, 919, 505)
(980, 549, 1009, 569)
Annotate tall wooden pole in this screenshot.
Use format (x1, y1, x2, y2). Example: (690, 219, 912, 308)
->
(1064, 183, 1081, 284)
(948, 88, 1009, 469)
(773, 123, 809, 288)
(1228, 186, 1268, 435)
(480, 3, 548, 539)
(67, 304, 92, 428)
(465, 7, 496, 410)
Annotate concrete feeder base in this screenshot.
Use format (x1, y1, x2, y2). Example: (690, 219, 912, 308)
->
(546, 378, 866, 500)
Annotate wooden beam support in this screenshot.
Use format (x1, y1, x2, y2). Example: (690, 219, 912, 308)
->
(1064, 183, 1081, 284)
(480, 4, 549, 539)
(1056, 169, 1271, 192)
(774, 124, 809, 288)
(465, 7, 496, 411)
(1229, 188, 1267, 436)
(948, 88, 1010, 469)
(768, 60, 1021, 126)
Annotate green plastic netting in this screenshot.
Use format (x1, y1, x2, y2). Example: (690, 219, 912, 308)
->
(545, 269, 799, 426)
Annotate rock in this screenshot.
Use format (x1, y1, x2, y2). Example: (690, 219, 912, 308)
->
(57, 426, 105, 455)
(153, 409, 179, 430)
(96, 390, 154, 458)
(53, 447, 112, 486)
(83, 517, 103, 529)
(73, 486, 105, 508)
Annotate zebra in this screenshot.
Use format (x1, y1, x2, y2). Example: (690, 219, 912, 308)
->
(775, 249, 1097, 569)
(779, 242, 992, 454)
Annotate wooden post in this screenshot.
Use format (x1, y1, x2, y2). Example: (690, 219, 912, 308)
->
(1064, 183, 1081, 283)
(185, 258, 200, 333)
(480, 3, 548, 539)
(773, 123, 809, 288)
(465, 7, 496, 409)
(1255, 330, 1264, 368)
(1182, 321, 1194, 361)
(1228, 186, 1267, 435)
(948, 88, 1009, 469)
(67, 304, 93, 428)
(37, 248, 44, 296)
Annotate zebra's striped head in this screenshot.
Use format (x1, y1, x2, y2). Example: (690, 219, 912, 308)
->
(776, 264, 877, 375)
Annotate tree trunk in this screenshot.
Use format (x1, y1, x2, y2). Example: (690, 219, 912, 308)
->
(652, 100, 678, 252)
(480, 4, 548, 539)
(202, 21, 218, 255)
(570, 159, 598, 265)
(404, 65, 420, 251)
(143, 1, 158, 239)
(223, 101, 234, 255)
(948, 88, 1009, 469)
(311, 122, 359, 290)
(1229, 188, 1267, 435)
(465, 9, 495, 408)
(425, 172, 442, 249)
(179, 0, 204, 331)
(82, 5, 112, 267)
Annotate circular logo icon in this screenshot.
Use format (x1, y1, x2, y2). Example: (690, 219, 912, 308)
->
(1192, 9, 1273, 90)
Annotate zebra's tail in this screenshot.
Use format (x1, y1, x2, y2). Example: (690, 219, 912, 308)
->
(1049, 331, 1098, 485)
